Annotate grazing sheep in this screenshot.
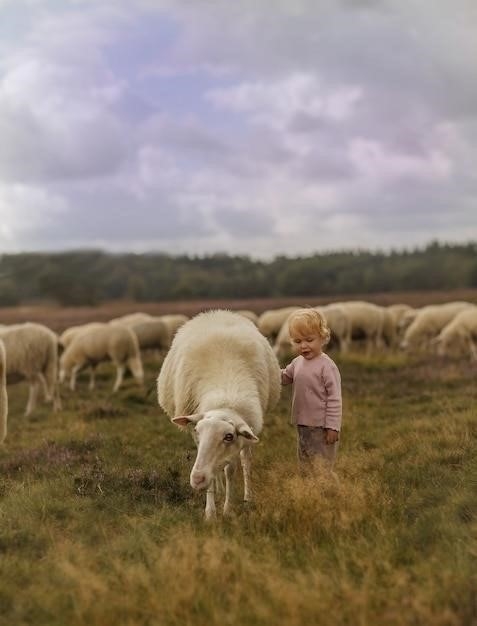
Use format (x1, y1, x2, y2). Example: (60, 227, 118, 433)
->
(335, 301, 385, 353)
(385, 304, 415, 347)
(319, 304, 351, 353)
(59, 323, 144, 392)
(0, 323, 61, 416)
(400, 302, 473, 352)
(0, 340, 7, 443)
(274, 304, 350, 360)
(59, 322, 105, 350)
(157, 309, 281, 519)
(130, 318, 171, 352)
(387, 304, 414, 325)
(433, 306, 477, 360)
(235, 310, 259, 325)
(109, 312, 154, 327)
(156, 314, 189, 344)
(397, 307, 420, 337)
(257, 306, 300, 342)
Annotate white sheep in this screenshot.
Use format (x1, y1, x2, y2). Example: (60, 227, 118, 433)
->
(130, 318, 171, 352)
(156, 314, 189, 343)
(334, 301, 385, 353)
(385, 304, 415, 348)
(235, 310, 259, 325)
(59, 323, 144, 392)
(273, 304, 350, 360)
(257, 306, 300, 341)
(59, 322, 105, 350)
(0, 340, 8, 443)
(400, 301, 473, 352)
(0, 323, 61, 416)
(157, 309, 281, 520)
(397, 307, 420, 336)
(109, 312, 154, 327)
(433, 306, 477, 360)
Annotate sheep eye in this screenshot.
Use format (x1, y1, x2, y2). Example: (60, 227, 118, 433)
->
(223, 433, 234, 442)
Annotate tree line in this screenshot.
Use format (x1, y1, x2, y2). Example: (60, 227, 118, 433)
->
(0, 241, 476, 306)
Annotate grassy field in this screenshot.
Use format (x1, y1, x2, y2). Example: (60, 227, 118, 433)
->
(0, 345, 476, 625)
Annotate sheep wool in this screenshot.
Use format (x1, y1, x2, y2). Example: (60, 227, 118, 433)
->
(59, 323, 144, 393)
(400, 301, 472, 352)
(435, 305, 477, 359)
(157, 309, 281, 519)
(0, 323, 60, 417)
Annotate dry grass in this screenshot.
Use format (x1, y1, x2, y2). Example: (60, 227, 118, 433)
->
(0, 342, 475, 625)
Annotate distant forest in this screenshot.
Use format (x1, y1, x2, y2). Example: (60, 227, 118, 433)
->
(0, 241, 476, 306)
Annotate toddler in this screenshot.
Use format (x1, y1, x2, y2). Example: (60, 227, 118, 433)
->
(281, 308, 342, 469)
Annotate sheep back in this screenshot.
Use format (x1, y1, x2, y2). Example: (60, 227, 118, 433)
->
(402, 302, 472, 347)
(157, 310, 281, 433)
(0, 323, 59, 394)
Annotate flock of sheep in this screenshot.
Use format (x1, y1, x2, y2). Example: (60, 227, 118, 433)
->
(0, 299, 476, 517)
(266, 300, 477, 360)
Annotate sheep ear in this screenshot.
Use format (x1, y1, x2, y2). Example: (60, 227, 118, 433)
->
(237, 423, 259, 442)
(171, 413, 202, 428)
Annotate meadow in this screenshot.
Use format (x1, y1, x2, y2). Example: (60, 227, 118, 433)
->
(0, 306, 476, 625)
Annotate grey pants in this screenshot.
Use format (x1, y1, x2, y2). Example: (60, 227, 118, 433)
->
(297, 425, 339, 468)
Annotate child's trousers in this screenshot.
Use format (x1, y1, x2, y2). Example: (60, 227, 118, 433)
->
(297, 425, 339, 468)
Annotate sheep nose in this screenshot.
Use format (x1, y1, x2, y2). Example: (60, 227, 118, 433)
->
(190, 471, 208, 490)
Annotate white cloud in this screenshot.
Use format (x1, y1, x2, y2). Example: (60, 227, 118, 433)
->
(207, 73, 362, 128)
(349, 139, 452, 183)
(0, 0, 474, 257)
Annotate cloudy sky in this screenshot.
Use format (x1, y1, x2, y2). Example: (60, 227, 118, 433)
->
(0, 0, 476, 259)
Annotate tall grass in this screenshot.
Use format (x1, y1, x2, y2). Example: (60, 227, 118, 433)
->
(0, 353, 475, 625)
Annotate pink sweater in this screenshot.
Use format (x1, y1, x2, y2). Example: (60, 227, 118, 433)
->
(281, 352, 342, 430)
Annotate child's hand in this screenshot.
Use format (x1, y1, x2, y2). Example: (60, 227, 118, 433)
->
(325, 429, 339, 445)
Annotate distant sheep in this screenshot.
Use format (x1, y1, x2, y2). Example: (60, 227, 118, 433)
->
(59, 323, 144, 393)
(397, 307, 420, 336)
(257, 306, 300, 341)
(385, 304, 415, 348)
(157, 314, 189, 344)
(235, 310, 259, 325)
(59, 322, 105, 350)
(157, 309, 281, 520)
(0, 340, 7, 443)
(130, 318, 171, 352)
(0, 323, 61, 416)
(434, 306, 477, 360)
(400, 302, 473, 352)
(109, 312, 154, 327)
(335, 301, 385, 353)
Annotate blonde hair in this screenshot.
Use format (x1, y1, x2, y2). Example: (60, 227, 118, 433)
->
(288, 308, 331, 345)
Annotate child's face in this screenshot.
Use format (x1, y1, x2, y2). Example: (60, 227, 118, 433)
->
(290, 332, 325, 360)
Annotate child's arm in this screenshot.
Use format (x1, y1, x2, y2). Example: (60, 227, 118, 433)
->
(281, 369, 293, 385)
(323, 362, 342, 440)
(280, 359, 295, 385)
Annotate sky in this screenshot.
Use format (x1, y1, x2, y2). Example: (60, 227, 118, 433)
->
(0, 0, 476, 259)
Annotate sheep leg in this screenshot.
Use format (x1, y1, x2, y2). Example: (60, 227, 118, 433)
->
(205, 480, 216, 521)
(223, 462, 236, 516)
(88, 366, 96, 390)
(340, 336, 350, 354)
(468, 338, 477, 361)
(25, 379, 40, 416)
(112, 364, 125, 393)
(70, 364, 81, 391)
(38, 373, 52, 402)
(52, 383, 62, 411)
(240, 446, 253, 505)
